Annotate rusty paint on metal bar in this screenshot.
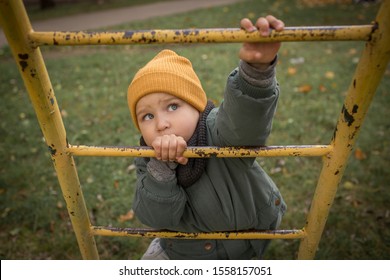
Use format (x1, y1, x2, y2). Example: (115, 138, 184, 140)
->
(29, 25, 375, 46)
(66, 144, 333, 158)
(91, 226, 306, 240)
(297, 0, 390, 260)
(0, 0, 99, 260)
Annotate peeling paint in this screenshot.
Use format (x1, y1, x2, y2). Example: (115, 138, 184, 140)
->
(48, 145, 57, 156)
(352, 104, 359, 114)
(30, 68, 37, 78)
(18, 53, 29, 72)
(342, 105, 355, 126)
(18, 53, 29, 60)
(350, 125, 361, 140)
(19, 60, 28, 71)
(123, 31, 134, 39)
(368, 21, 379, 42)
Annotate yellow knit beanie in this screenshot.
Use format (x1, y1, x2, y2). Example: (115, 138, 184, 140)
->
(127, 49, 207, 130)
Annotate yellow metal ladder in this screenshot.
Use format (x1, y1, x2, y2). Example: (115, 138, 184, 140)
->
(0, 0, 389, 260)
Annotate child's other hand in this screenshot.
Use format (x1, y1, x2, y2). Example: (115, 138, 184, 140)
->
(151, 134, 188, 165)
(239, 15, 284, 67)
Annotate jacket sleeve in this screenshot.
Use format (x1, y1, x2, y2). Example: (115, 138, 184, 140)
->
(214, 60, 280, 146)
(132, 157, 188, 229)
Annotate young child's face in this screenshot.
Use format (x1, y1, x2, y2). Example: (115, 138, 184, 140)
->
(136, 92, 200, 146)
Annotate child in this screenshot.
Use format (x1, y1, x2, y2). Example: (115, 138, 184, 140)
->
(127, 15, 286, 259)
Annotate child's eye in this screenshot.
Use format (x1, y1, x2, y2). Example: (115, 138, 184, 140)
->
(143, 113, 154, 121)
(168, 103, 178, 111)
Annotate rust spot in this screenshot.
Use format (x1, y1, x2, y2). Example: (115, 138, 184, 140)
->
(123, 31, 134, 39)
(368, 21, 379, 42)
(342, 105, 355, 126)
(48, 145, 57, 156)
(353, 79, 356, 88)
(352, 104, 358, 114)
(18, 53, 29, 60)
(30, 68, 37, 78)
(19, 61, 28, 71)
(334, 170, 340, 175)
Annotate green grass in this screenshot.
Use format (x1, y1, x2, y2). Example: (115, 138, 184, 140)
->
(1, 0, 389, 260)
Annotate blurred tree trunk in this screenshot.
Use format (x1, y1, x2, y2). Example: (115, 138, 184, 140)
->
(40, 0, 56, 10)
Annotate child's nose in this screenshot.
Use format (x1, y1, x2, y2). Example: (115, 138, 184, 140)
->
(156, 116, 170, 131)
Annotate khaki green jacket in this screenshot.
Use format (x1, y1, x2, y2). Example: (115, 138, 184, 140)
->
(133, 66, 286, 259)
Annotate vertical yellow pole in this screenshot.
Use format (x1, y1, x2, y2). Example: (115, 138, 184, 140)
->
(0, 0, 99, 259)
(298, 0, 390, 259)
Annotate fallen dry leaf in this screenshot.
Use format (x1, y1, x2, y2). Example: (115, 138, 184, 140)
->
(61, 109, 68, 118)
(287, 67, 297, 75)
(113, 180, 119, 189)
(354, 148, 367, 160)
(127, 164, 136, 173)
(325, 71, 335, 79)
(319, 84, 327, 92)
(118, 209, 134, 222)
(348, 48, 358, 55)
(297, 84, 312, 94)
(343, 181, 354, 190)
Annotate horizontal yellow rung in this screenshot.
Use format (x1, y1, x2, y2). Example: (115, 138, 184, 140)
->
(29, 25, 375, 46)
(91, 226, 306, 240)
(66, 144, 333, 158)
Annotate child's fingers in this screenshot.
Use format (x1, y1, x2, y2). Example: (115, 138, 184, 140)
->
(175, 137, 188, 164)
(166, 135, 178, 161)
(153, 135, 188, 163)
(255, 16, 284, 36)
(265, 15, 284, 31)
(154, 135, 171, 161)
(176, 156, 188, 165)
(151, 137, 162, 160)
(240, 18, 257, 32)
(255, 17, 271, 36)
